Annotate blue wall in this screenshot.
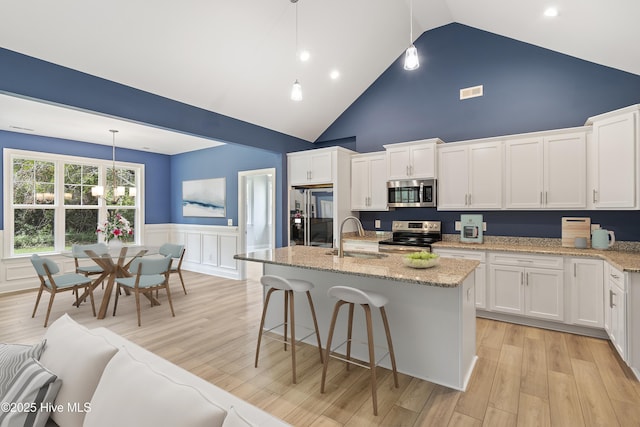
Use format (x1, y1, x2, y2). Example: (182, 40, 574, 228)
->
(170, 144, 285, 246)
(317, 23, 640, 242)
(0, 130, 171, 224)
(0, 48, 314, 154)
(319, 23, 640, 149)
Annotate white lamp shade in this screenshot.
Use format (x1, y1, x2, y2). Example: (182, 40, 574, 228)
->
(291, 80, 303, 101)
(91, 186, 104, 197)
(404, 45, 419, 70)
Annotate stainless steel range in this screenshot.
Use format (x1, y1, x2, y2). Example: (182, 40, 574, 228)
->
(378, 220, 442, 253)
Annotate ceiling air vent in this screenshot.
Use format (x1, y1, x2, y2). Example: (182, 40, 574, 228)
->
(459, 85, 483, 100)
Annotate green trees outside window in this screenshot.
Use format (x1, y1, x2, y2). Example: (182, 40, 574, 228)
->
(7, 150, 141, 256)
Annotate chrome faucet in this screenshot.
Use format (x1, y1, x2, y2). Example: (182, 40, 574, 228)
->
(338, 216, 365, 258)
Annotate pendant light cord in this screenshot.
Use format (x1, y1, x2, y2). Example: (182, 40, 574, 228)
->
(409, 0, 413, 44)
(110, 129, 118, 196)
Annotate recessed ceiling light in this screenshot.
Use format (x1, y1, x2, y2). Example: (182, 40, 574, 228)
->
(544, 7, 558, 17)
(299, 50, 310, 62)
(330, 70, 340, 80)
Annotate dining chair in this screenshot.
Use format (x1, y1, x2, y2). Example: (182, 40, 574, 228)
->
(159, 243, 187, 294)
(30, 254, 96, 327)
(72, 243, 108, 288)
(113, 255, 174, 327)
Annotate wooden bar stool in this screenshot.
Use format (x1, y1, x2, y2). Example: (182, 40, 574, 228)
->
(320, 286, 399, 415)
(255, 275, 324, 384)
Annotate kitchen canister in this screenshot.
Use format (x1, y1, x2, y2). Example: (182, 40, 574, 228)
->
(574, 237, 588, 249)
(591, 229, 615, 249)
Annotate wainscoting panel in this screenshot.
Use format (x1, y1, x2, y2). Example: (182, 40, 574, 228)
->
(0, 224, 242, 295)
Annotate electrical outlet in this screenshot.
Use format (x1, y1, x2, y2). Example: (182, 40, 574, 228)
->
(375, 219, 381, 229)
(455, 221, 461, 231)
(591, 224, 600, 232)
(482, 222, 487, 231)
(227, 218, 233, 226)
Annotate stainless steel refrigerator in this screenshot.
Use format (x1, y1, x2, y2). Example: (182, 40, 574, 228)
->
(289, 186, 334, 247)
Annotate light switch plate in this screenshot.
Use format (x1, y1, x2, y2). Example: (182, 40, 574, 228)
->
(375, 219, 381, 229)
(591, 224, 600, 231)
(227, 218, 233, 226)
(455, 221, 461, 231)
(483, 222, 487, 231)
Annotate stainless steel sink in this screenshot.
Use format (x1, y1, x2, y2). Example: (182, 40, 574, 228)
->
(325, 249, 388, 259)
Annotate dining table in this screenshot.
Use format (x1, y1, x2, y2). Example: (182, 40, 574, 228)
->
(68, 245, 159, 319)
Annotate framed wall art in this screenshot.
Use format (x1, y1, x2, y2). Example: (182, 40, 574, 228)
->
(182, 178, 226, 217)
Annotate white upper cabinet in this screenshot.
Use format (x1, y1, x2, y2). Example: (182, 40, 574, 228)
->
(384, 138, 442, 180)
(288, 149, 333, 185)
(505, 130, 587, 209)
(505, 136, 543, 209)
(587, 107, 639, 209)
(351, 152, 388, 211)
(438, 140, 503, 210)
(544, 132, 587, 208)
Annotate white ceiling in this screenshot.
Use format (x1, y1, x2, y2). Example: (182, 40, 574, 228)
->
(0, 0, 638, 153)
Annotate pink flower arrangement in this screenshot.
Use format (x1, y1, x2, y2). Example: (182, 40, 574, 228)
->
(97, 212, 134, 242)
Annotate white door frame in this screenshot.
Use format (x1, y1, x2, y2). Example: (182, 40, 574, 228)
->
(238, 168, 276, 280)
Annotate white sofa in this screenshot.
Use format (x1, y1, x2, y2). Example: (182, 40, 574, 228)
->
(12, 313, 290, 427)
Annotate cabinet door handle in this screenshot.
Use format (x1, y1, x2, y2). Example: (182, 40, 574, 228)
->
(574, 264, 577, 277)
(520, 272, 524, 285)
(540, 192, 543, 204)
(467, 288, 472, 302)
(545, 192, 548, 205)
(593, 189, 598, 203)
(610, 289, 616, 308)
(525, 272, 529, 286)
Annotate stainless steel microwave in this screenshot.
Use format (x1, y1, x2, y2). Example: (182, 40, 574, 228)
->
(387, 179, 437, 208)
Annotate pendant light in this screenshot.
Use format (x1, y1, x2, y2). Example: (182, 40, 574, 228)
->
(91, 129, 136, 200)
(290, 0, 302, 101)
(404, 0, 419, 71)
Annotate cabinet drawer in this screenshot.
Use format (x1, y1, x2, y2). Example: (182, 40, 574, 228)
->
(435, 249, 486, 263)
(607, 263, 625, 290)
(489, 252, 563, 269)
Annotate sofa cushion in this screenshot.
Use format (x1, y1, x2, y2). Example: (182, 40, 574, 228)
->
(83, 348, 227, 427)
(38, 314, 117, 427)
(0, 340, 46, 397)
(0, 358, 62, 427)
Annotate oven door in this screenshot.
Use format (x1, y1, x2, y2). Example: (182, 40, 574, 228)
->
(378, 241, 432, 254)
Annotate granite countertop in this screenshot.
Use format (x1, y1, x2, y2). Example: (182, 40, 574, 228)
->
(432, 236, 640, 273)
(235, 246, 478, 288)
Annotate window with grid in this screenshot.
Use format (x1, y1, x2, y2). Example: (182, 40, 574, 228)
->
(4, 149, 142, 256)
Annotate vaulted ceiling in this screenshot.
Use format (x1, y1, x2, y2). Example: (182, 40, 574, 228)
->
(1, 0, 638, 154)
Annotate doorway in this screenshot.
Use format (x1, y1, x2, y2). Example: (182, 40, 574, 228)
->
(238, 168, 276, 280)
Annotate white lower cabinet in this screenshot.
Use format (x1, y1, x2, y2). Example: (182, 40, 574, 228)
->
(605, 263, 627, 360)
(489, 253, 564, 321)
(569, 258, 604, 328)
(434, 248, 486, 309)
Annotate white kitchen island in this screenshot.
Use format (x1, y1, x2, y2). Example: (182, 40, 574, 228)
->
(235, 246, 479, 391)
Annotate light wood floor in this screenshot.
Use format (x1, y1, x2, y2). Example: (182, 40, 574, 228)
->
(2, 271, 639, 426)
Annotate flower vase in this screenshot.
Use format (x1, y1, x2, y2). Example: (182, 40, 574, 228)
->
(108, 239, 123, 250)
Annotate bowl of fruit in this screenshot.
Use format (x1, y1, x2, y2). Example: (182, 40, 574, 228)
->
(402, 251, 440, 269)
